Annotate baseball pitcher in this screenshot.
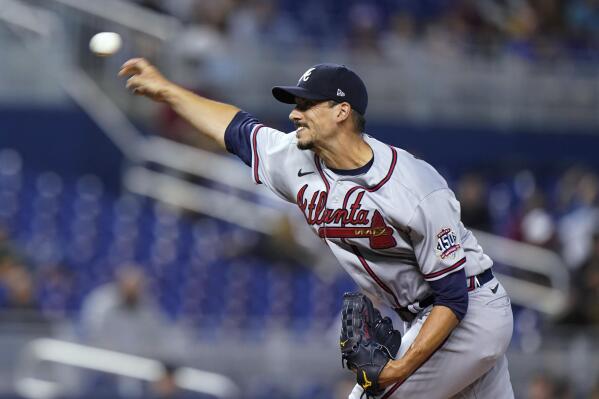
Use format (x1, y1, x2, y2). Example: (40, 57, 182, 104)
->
(119, 59, 514, 398)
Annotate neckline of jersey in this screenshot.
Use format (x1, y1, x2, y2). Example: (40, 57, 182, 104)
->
(328, 156, 374, 176)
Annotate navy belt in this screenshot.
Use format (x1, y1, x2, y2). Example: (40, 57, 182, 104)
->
(467, 268, 494, 291)
(395, 269, 495, 322)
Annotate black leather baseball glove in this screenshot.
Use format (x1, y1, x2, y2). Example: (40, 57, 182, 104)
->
(340, 292, 402, 398)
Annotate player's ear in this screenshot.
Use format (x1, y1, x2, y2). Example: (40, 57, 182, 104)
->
(336, 102, 352, 123)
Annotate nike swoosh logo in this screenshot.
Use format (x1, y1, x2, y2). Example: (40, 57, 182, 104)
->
(490, 284, 499, 294)
(298, 169, 315, 177)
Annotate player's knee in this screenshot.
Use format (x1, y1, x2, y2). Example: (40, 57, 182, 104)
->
(478, 342, 505, 367)
(477, 315, 512, 367)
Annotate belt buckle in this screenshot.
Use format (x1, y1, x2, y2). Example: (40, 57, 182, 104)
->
(468, 275, 481, 291)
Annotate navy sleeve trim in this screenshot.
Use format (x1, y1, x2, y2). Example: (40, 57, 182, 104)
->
(429, 267, 469, 321)
(252, 125, 264, 184)
(224, 110, 260, 166)
(424, 257, 466, 281)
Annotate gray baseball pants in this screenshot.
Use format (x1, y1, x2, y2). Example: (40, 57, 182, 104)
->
(349, 277, 514, 399)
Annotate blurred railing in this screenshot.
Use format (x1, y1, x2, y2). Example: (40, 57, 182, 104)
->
(472, 229, 570, 316)
(10, 328, 599, 399)
(0, 1, 67, 105)
(15, 339, 240, 399)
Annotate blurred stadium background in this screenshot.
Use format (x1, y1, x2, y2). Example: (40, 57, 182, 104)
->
(1, 0, 599, 398)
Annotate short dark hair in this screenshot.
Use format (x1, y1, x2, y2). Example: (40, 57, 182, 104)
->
(352, 111, 366, 133)
(327, 101, 366, 133)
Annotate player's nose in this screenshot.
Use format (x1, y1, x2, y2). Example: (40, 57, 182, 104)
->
(289, 107, 302, 123)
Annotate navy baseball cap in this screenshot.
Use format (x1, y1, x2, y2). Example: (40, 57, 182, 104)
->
(272, 63, 368, 115)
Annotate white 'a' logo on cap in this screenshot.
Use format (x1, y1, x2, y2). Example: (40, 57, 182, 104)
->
(299, 67, 316, 84)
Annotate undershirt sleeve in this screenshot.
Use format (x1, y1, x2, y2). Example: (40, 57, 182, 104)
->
(428, 268, 469, 321)
(224, 110, 260, 166)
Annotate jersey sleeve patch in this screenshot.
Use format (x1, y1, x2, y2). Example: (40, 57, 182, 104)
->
(407, 189, 468, 281)
(434, 227, 461, 261)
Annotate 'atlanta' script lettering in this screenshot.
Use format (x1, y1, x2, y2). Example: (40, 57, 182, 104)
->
(296, 184, 369, 225)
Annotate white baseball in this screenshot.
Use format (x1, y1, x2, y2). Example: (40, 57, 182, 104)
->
(89, 32, 122, 57)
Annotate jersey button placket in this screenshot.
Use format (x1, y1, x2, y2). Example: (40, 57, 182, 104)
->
(322, 175, 339, 241)
(330, 181, 341, 205)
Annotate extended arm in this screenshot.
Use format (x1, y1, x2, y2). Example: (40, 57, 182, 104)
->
(118, 58, 239, 149)
(379, 305, 459, 386)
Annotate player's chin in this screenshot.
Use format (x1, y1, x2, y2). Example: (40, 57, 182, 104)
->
(295, 128, 314, 150)
(296, 139, 314, 151)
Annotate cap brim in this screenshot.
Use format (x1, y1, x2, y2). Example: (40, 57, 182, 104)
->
(272, 86, 330, 104)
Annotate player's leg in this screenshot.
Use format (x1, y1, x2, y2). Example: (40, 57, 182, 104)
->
(347, 353, 514, 399)
(451, 353, 514, 399)
(382, 277, 513, 399)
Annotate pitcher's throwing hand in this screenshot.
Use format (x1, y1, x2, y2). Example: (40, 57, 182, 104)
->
(119, 58, 171, 101)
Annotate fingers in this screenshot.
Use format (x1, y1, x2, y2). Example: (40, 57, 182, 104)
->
(118, 57, 150, 77)
(122, 57, 146, 68)
(125, 75, 159, 99)
(125, 76, 147, 94)
(125, 76, 138, 91)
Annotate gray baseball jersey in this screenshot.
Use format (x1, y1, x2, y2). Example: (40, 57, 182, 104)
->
(248, 125, 490, 307)
(224, 113, 514, 398)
